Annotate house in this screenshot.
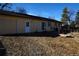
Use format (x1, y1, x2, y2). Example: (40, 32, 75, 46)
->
(0, 10, 62, 35)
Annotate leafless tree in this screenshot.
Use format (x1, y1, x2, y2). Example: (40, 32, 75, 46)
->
(0, 3, 12, 10)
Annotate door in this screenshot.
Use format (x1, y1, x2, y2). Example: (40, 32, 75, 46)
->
(25, 22, 30, 32)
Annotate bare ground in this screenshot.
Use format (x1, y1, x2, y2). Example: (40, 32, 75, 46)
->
(0, 32, 79, 56)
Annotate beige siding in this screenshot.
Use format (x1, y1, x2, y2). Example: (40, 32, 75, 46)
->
(30, 19, 53, 32)
(31, 19, 44, 32)
(0, 15, 25, 34)
(0, 18, 16, 34)
(17, 18, 25, 33)
(51, 22, 56, 29)
(0, 14, 61, 35)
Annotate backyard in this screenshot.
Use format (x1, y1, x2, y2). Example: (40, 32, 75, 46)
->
(0, 32, 79, 56)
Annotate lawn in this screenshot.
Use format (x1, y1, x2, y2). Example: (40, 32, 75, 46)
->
(0, 32, 79, 56)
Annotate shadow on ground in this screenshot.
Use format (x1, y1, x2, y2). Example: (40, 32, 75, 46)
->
(1, 31, 59, 37)
(0, 41, 6, 56)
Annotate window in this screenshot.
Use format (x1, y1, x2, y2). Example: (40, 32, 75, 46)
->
(26, 22, 29, 27)
(42, 22, 46, 30)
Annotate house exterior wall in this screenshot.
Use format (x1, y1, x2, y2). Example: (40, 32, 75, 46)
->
(0, 14, 25, 34)
(30, 19, 55, 32)
(0, 18, 16, 34)
(30, 19, 43, 32)
(0, 14, 61, 35)
(30, 19, 48, 32)
(51, 22, 56, 28)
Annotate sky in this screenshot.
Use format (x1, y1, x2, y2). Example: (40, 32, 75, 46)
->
(11, 3, 79, 21)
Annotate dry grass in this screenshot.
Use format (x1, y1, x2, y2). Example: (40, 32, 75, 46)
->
(0, 32, 79, 56)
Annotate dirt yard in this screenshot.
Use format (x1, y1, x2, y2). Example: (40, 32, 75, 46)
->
(0, 32, 79, 56)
